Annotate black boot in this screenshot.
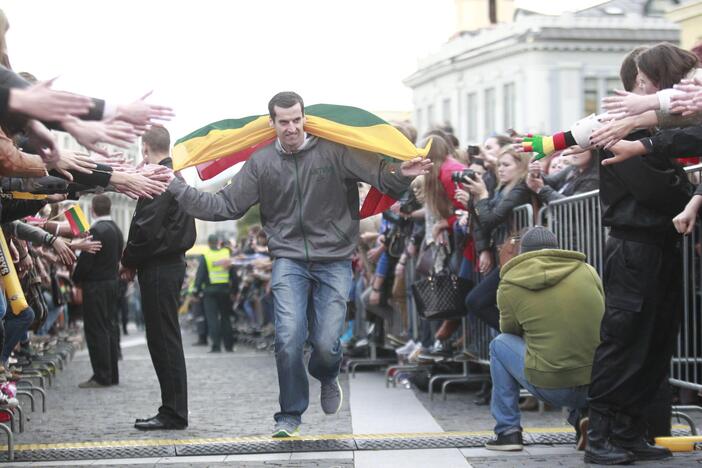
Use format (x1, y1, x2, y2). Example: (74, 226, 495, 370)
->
(611, 412, 672, 461)
(583, 409, 636, 465)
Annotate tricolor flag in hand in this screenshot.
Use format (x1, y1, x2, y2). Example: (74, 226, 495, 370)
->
(64, 205, 90, 236)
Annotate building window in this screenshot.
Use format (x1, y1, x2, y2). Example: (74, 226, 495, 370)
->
(416, 108, 423, 132)
(503, 83, 515, 130)
(584, 77, 598, 115)
(467, 92, 477, 142)
(442, 98, 452, 129)
(484, 88, 496, 136)
(605, 77, 621, 97)
(427, 104, 435, 129)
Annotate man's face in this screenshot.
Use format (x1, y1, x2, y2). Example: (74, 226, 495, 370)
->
(270, 103, 305, 151)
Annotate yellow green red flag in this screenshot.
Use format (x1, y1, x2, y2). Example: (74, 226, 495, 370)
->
(172, 104, 431, 218)
(64, 204, 90, 236)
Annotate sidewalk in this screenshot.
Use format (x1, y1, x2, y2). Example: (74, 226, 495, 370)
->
(7, 325, 702, 467)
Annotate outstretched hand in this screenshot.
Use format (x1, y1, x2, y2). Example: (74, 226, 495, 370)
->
(116, 91, 175, 126)
(670, 78, 702, 116)
(400, 157, 432, 177)
(601, 90, 657, 117)
(600, 139, 647, 166)
(8, 78, 92, 121)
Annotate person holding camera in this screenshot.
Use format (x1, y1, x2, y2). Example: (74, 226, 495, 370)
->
(460, 148, 531, 330)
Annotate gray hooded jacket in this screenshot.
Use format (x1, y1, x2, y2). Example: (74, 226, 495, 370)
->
(168, 136, 412, 261)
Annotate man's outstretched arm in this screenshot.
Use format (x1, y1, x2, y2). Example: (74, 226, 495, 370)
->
(167, 159, 260, 221)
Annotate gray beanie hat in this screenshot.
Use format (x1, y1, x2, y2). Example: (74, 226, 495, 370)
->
(519, 226, 558, 254)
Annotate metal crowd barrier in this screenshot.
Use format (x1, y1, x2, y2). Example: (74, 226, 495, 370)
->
(670, 164, 702, 411)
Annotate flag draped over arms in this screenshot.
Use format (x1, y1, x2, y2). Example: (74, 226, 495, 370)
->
(172, 104, 431, 218)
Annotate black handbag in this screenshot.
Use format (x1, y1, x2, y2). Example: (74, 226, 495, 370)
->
(412, 243, 470, 321)
(411, 270, 469, 320)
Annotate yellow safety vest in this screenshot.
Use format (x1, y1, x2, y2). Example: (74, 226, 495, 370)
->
(203, 248, 230, 285)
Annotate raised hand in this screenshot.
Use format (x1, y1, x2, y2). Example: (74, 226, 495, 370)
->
(670, 79, 702, 116)
(8, 78, 92, 121)
(116, 91, 175, 126)
(600, 139, 647, 166)
(24, 119, 61, 162)
(70, 235, 102, 254)
(109, 170, 168, 199)
(62, 117, 139, 156)
(400, 157, 433, 177)
(601, 90, 658, 117)
(47, 150, 98, 180)
(589, 116, 638, 149)
(52, 237, 77, 265)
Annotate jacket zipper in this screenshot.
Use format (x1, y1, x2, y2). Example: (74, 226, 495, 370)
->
(293, 156, 310, 261)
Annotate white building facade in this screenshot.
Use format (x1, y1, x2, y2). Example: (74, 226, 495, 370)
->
(405, 1, 681, 144)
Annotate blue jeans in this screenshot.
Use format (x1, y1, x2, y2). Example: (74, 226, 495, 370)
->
(271, 258, 352, 425)
(465, 268, 500, 331)
(2, 306, 35, 363)
(490, 333, 588, 435)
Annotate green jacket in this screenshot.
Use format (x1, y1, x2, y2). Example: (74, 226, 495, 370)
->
(497, 249, 604, 388)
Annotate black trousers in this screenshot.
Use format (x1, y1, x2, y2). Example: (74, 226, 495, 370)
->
(203, 288, 234, 350)
(138, 260, 188, 424)
(588, 234, 683, 430)
(83, 280, 120, 385)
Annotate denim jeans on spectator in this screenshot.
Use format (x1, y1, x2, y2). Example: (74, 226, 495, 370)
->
(490, 333, 588, 435)
(465, 267, 500, 330)
(271, 258, 351, 425)
(37, 291, 63, 336)
(2, 304, 35, 363)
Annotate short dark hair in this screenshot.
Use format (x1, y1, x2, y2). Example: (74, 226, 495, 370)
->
(92, 194, 111, 216)
(142, 125, 170, 154)
(620, 46, 648, 92)
(637, 42, 699, 90)
(268, 92, 304, 121)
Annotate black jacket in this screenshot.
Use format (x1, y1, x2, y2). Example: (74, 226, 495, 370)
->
(646, 125, 702, 197)
(473, 181, 532, 253)
(122, 158, 196, 269)
(600, 129, 693, 233)
(72, 219, 124, 283)
(538, 164, 599, 203)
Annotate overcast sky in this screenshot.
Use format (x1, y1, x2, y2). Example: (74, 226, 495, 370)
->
(4, 0, 606, 142)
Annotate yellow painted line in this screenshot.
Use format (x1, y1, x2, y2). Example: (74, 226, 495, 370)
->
(1, 426, 689, 453)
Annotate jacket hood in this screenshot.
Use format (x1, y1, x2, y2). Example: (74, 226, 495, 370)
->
(500, 249, 587, 291)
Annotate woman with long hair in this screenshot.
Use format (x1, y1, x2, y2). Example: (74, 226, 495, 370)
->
(460, 149, 531, 331)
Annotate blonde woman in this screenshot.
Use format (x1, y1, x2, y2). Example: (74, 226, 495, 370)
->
(460, 149, 531, 331)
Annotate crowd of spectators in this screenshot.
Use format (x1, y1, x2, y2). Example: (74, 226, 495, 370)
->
(0, 7, 172, 407)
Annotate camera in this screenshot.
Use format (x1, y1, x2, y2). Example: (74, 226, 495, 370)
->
(451, 169, 479, 184)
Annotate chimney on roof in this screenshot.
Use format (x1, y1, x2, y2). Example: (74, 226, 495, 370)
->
(454, 0, 516, 33)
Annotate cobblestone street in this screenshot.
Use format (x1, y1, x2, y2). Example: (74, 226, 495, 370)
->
(7, 326, 702, 467)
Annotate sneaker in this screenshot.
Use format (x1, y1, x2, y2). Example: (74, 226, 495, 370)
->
(485, 431, 523, 451)
(395, 339, 417, 357)
(320, 378, 343, 415)
(272, 420, 300, 438)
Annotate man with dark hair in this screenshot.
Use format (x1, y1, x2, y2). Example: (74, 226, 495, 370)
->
(74, 195, 124, 388)
(162, 91, 431, 437)
(121, 125, 196, 430)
